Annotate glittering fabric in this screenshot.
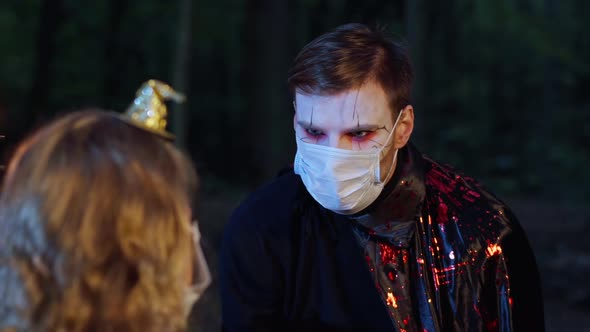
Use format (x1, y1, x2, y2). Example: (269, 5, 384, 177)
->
(348, 144, 545, 331)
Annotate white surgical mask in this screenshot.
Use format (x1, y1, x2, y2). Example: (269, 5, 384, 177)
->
(294, 110, 404, 215)
(183, 223, 211, 317)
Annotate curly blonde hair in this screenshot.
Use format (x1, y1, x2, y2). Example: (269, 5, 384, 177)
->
(0, 110, 198, 332)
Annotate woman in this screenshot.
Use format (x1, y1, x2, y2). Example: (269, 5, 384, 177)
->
(0, 110, 210, 332)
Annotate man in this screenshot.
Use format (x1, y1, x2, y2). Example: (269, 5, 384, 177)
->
(220, 23, 544, 331)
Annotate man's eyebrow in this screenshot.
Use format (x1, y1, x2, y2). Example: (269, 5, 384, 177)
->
(296, 120, 382, 132)
(345, 124, 383, 132)
(296, 120, 314, 128)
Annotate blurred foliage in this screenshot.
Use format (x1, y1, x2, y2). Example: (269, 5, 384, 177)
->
(0, 0, 588, 203)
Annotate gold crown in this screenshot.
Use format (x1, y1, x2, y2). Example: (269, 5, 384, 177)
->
(124, 79, 186, 140)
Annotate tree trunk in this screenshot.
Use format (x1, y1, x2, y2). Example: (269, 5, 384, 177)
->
(241, 0, 291, 182)
(25, 0, 64, 128)
(103, 0, 129, 108)
(405, 0, 425, 145)
(540, 0, 558, 198)
(170, 0, 193, 149)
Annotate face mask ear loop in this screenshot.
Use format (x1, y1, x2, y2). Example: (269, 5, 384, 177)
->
(374, 155, 381, 183)
(379, 149, 399, 184)
(374, 109, 405, 184)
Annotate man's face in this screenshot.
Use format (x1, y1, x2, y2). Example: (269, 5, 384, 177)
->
(294, 80, 395, 151)
(294, 80, 413, 184)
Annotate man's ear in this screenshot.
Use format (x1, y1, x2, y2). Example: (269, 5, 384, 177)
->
(393, 105, 414, 149)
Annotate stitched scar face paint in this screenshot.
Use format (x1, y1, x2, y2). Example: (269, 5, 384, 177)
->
(293, 80, 395, 152)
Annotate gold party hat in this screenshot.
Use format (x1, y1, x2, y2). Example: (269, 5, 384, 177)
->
(124, 79, 186, 140)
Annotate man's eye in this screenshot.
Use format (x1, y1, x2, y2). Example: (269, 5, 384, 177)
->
(350, 131, 370, 138)
(305, 128, 323, 137)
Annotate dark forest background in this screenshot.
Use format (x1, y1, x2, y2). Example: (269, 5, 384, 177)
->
(1, 0, 589, 330)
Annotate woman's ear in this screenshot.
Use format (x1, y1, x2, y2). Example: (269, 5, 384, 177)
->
(393, 105, 414, 149)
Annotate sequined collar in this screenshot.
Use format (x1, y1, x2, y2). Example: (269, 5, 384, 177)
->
(348, 143, 426, 247)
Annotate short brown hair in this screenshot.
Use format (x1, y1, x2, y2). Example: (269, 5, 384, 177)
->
(0, 110, 197, 332)
(288, 23, 414, 113)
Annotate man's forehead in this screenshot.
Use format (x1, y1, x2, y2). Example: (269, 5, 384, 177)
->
(294, 86, 391, 124)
